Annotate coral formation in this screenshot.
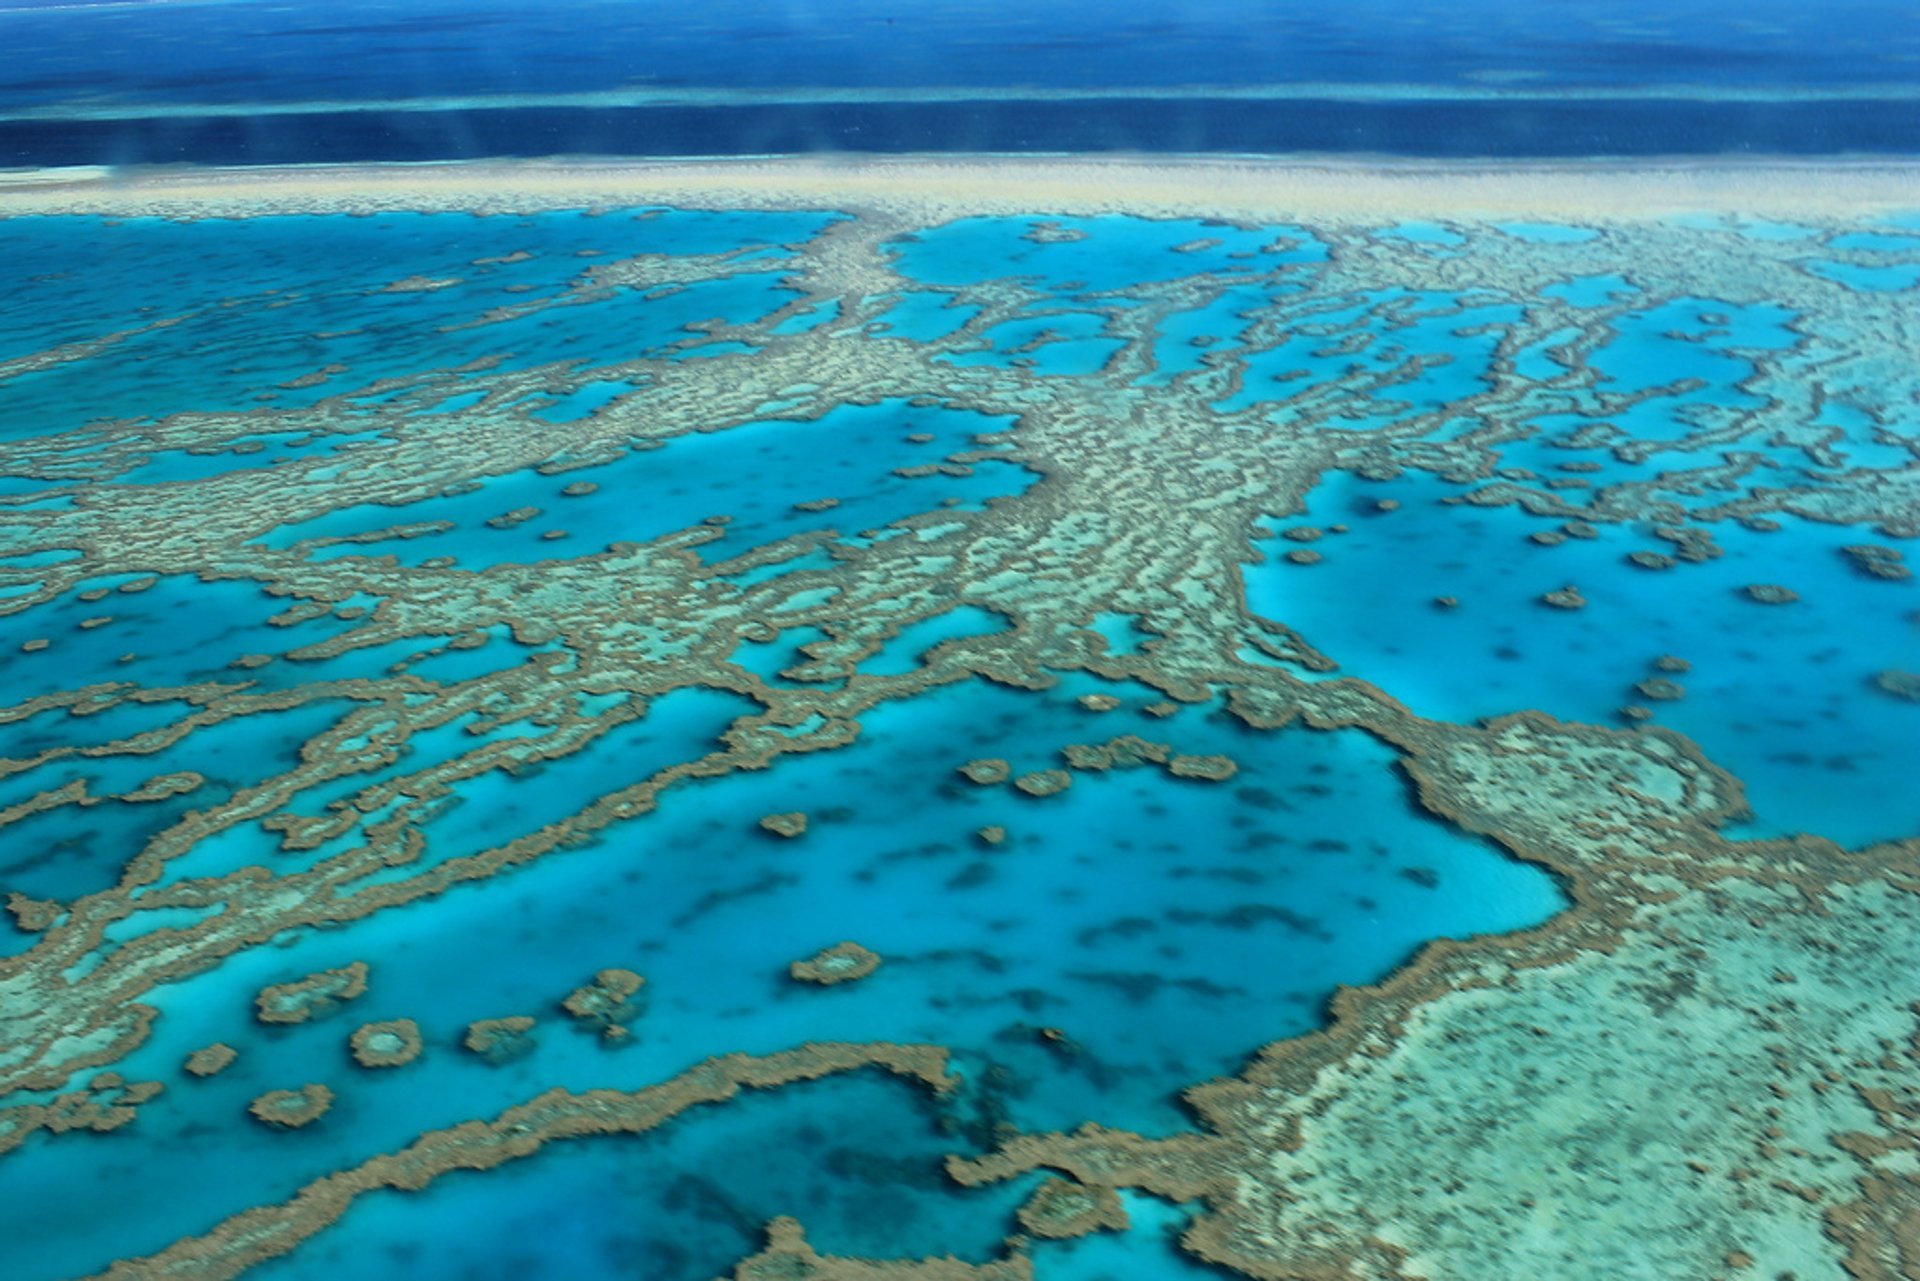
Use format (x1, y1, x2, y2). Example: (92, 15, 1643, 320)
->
(254, 962, 371, 1025)
(1841, 544, 1911, 581)
(561, 969, 646, 1039)
(790, 941, 883, 986)
(725, 1217, 1031, 1280)
(959, 759, 1012, 785)
(1013, 769, 1072, 798)
(463, 1016, 538, 1065)
(1541, 584, 1587, 609)
(348, 1019, 424, 1069)
(1635, 677, 1685, 701)
(1168, 753, 1239, 781)
(1014, 1177, 1130, 1240)
(248, 1084, 333, 1130)
(103, 1043, 951, 1279)
(183, 1044, 238, 1078)
(759, 811, 809, 838)
(1874, 670, 1920, 703)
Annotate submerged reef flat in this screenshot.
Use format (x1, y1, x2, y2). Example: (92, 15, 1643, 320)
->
(0, 158, 1917, 1279)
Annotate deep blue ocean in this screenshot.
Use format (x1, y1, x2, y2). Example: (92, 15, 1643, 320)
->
(1, 0, 1918, 165)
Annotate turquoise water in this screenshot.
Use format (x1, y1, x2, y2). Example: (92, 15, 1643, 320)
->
(253, 400, 1028, 568)
(4, 677, 1561, 1281)
(2, 199, 1916, 1279)
(1248, 470, 1920, 846)
(0, 211, 839, 449)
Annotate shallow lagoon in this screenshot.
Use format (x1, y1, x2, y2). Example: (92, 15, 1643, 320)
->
(3, 675, 1562, 1281)
(1249, 470, 1919, 847)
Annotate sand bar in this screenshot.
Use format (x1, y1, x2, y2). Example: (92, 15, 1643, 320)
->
(1, 155, 1917, 223)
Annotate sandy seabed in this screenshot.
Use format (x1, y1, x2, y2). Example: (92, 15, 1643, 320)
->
(1, 153, 1918, 224)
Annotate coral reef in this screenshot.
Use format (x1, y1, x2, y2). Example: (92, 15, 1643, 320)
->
(1013, 770, 1072, 798)
(1540, 584, 1586, 609)
(1842, 544, 1911, 581)
(759, 811, 809, 839)
(101, 1043, 951, 1279)
(0, 165, 1915, 1280)
(1634, 677, 1685, 701)
(725, 1217, 1031, 1281)
(1014, 1177, 1130, 1240)
(790, 941, 883, 987)
(348, 1019, 424, 1069)
(183, 1044, 238, 1078)
(949, 711, 1920, 1280)
(959, 759, 1012, 785)
(1874, 670, 1920, 703)
(463, 1016, 538, 1065)
(1168, 753, 1238, 781)
(561, 969, 646, 1040)
(248, 1084, 333, 1130)
(254, 962, 371, 1025)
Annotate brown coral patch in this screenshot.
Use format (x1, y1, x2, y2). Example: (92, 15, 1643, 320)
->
(1015, 1177, 1131, 1240)
(255, 961, 370, 1025)
(562, 968, 645, 1038)
(463, 1016, 537, 1066)
(1744, 583, 1800, 604)
(1062, 742, 1114, 770)
(249, 1084, 333, 1129)
(959, 758, 1011, 785)
(349, 1019, 424, 1069)
(1013, 769, 1073, 798)
(122, 771, 203, 803)
(1168, 753, 1238, 781)
(759, 811, 808, 838)
(184, 1043, 238, 1078)
(6, 892, 61, 932)
(1841, 544, 1912, 581)
(1541, 584, 1586, 609)
(726, 1216, 1031, 1279)
(0, 1076, 164, 1156)
(1104, 735, 1172, 767)
(790, 941, 882, 986)
(484, 506, 541, 529)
